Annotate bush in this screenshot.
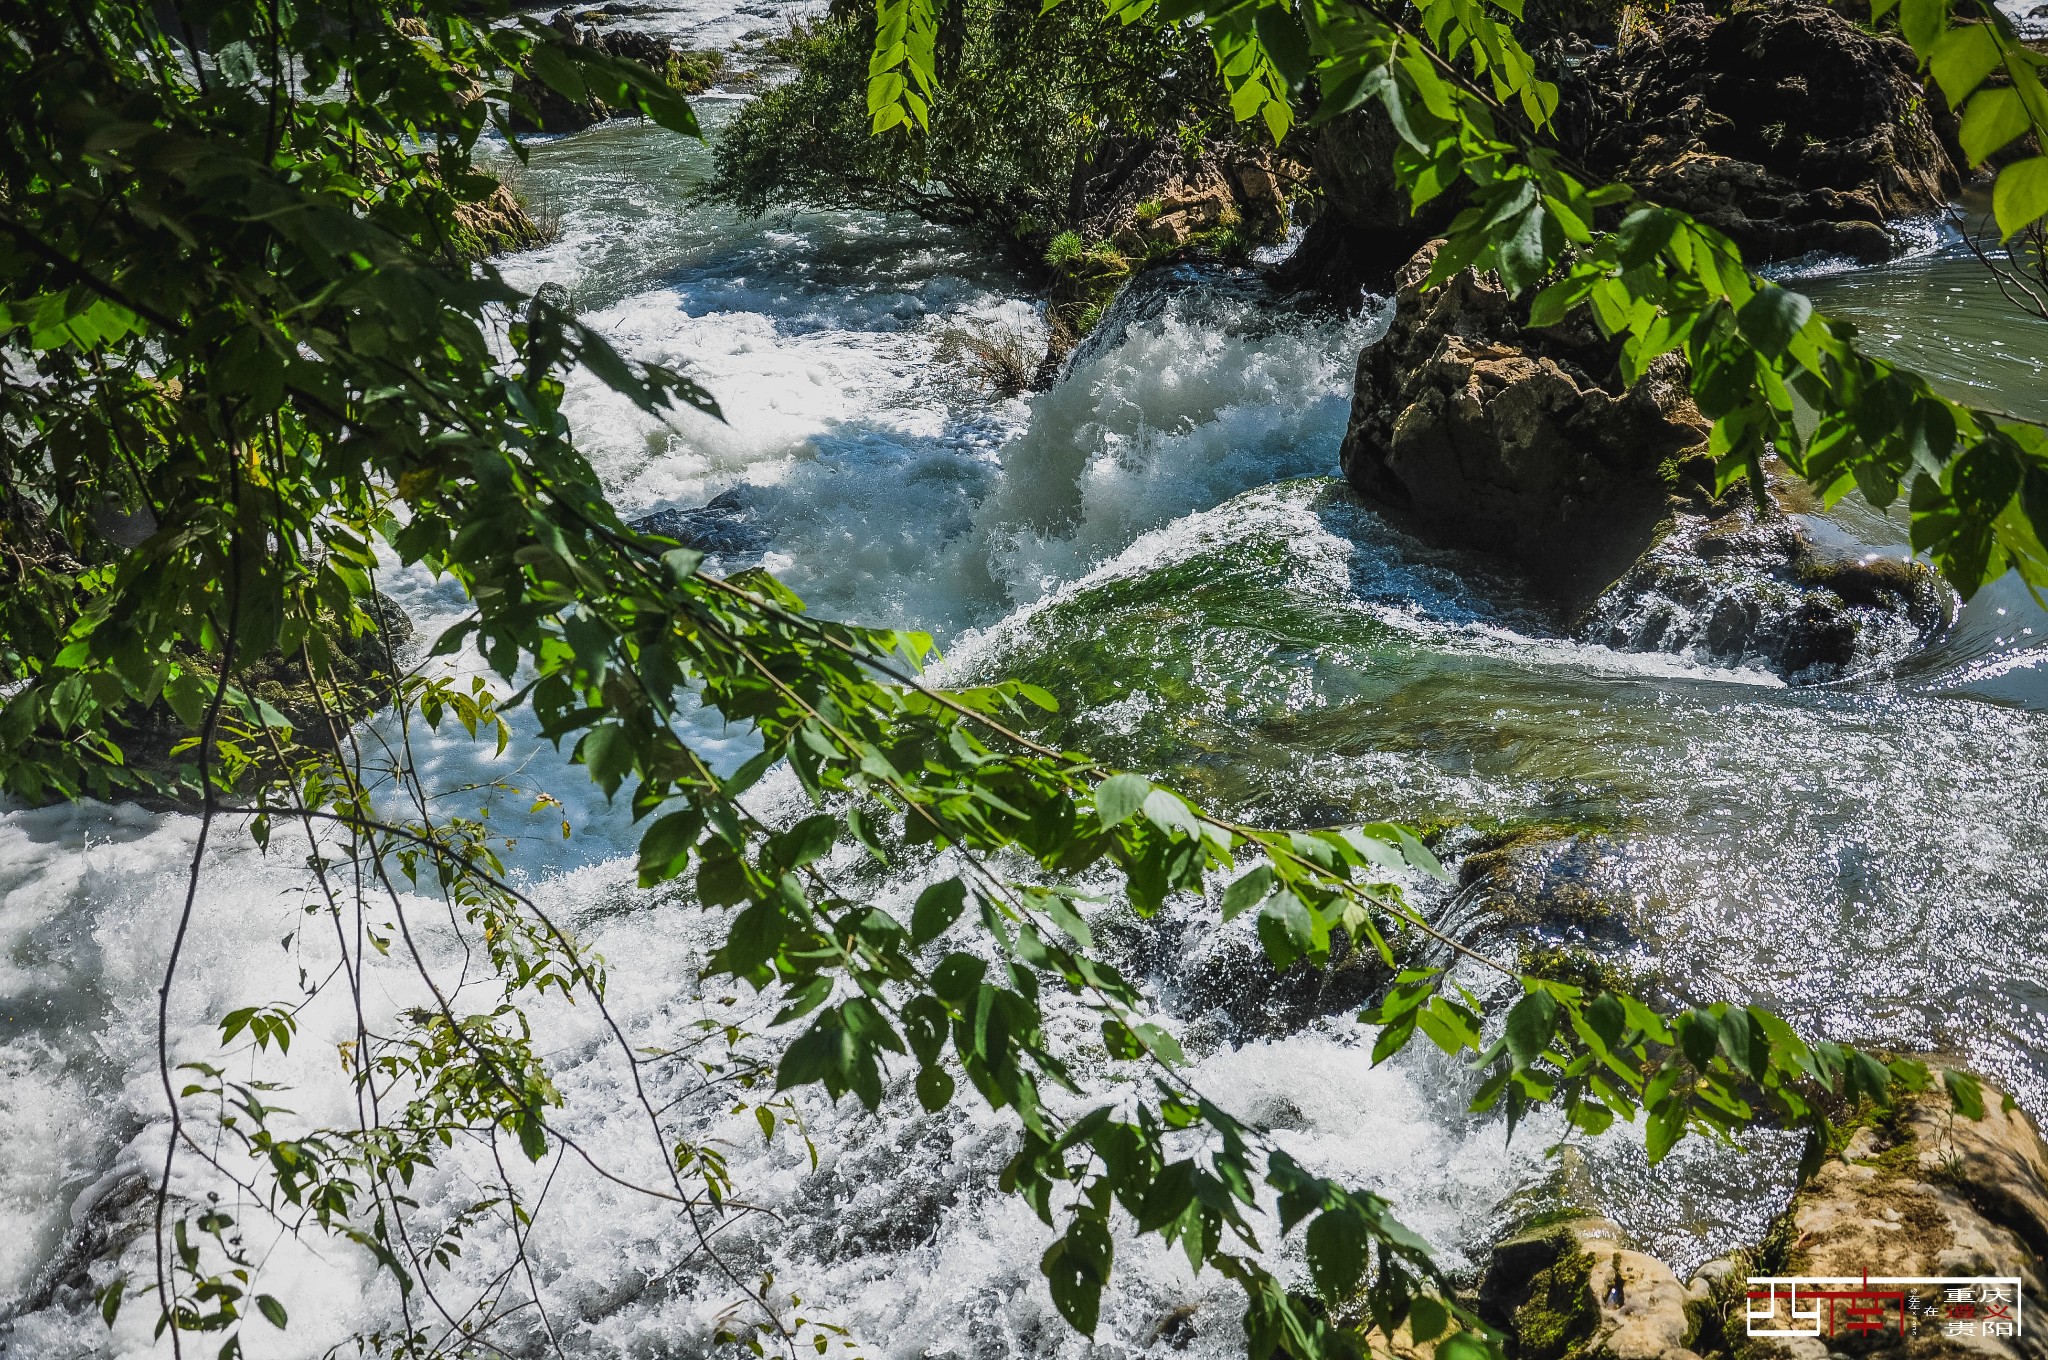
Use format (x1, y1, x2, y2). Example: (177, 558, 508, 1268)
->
(703, 0, 1231, 261)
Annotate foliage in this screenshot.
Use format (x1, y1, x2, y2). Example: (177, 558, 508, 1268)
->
(0, 0, 2028, 1358)
(705, 0, 1230, 252)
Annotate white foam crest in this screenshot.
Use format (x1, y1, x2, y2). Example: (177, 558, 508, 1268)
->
(967, 294, 1376, 606)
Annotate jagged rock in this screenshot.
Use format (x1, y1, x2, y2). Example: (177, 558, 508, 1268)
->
(1481, 1215, 1701, 1360)
(1340, 241, 1954, 680)
(1074, 134, 1304, 258)
(1582, 494, 1955, 682)
(1561, 3, 1958, 265)
(1734, 1079, 2048, 1360)
(1339, 241, 1714, 605)
(1075, 134, 1302, 260)
(630, 488, 771, 560)
(513, 10, 724, 133)
(1278, 103, 1458, 294)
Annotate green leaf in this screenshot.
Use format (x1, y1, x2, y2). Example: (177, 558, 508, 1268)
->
(636, 809, 700, 887)
(1503, 991, 1559, 1068)
(1094, 772, 1152, 826)
(1929, 23, 2002, 107)
(1993, 156, 2048, 238)
(910, 878, 968, 945)
(1944, 1067, 1986, 1120)
(256, 1295, 289, 1330)
(1961, 89, 2032, 166)
(1220, 864, 1274, 920)
(1305, 1208, 1368, 1301)
(916, 1064, 955, 1111)
(1736, 286, 1813, 357)
(1899, 0, 1947, 55)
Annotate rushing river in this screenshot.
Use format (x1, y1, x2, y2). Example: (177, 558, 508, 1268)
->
(5, 30, 2048, 1358)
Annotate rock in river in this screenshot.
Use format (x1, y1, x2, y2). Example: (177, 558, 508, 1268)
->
(1339, 242, 1954, 682)
(1560, 2, 1958, 265)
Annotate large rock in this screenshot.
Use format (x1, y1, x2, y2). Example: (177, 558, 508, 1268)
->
(1290, 2, 1958, 293)
(513, 10, 724, 134)
(1340, 242, 1954, 681)
(1563, 3, 1959, 265)
(1481, 1215, 1702, 1360)
(1278, 103, 1458, 294)
(1339, 240, 1713, 605)
(1724, 1078, 2048, 1360)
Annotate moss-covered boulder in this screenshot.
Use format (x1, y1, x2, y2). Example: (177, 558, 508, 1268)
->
(1728, 1080, 2048, 1360)
(1482, 1216, 1701, 1360)
(513, 9, 723, 134)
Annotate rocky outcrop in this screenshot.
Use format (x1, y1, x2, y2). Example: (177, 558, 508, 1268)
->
(1339, 241, 1714, 605)
(1278, 103, 1459, 295)
(1562, 3, 1959, 265)
(1482, 1214, 1703, 1360)
(1480, 1077, 2048, 1360)
(514, 9, 724, 134)
(1704, 1078, 2048, 1360)
(1583, 496, 1955, 682)
(1036, 134, 1306, 382)
(1289, 2, 1958, 294)
(1074, 134, 1303, 261)
(1340, 242, 1954, 681)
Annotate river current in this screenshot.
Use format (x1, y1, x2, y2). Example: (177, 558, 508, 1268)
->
(4, 23, 2048, 1358)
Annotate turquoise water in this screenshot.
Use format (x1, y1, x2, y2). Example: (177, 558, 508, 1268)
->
(5, 80, 2048, 1360)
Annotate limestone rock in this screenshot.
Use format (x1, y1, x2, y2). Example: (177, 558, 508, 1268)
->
(1075, 133, 1304, 261)
(1562, 3, 1958, 265)
(1481, 1216, 1701, 1360)
(1340, 242, 1954, 680)
(1581, 492, 1955, 683)
(1740, 1081, 2048, 1360)
(513, 10, 723, 134)
(1338, 241, 1713, 605)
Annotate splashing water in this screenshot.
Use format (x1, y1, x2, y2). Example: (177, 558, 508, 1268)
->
(7, 61, 2048, 1359)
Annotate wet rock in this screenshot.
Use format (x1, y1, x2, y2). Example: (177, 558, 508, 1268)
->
(1340, 242, 1952, 681)
(1482, 1215, 1701, 1360)
(1582, 496, 1954, 683)
(1037, 134, 1307, 380)
(1449, 827, 1640, 957)
(513, 10, 724, 133)
(1734, 1078, 2048, 1360)
(1076, 134, 1302, 261)
(1339, 241, 1714, 605)
(1562, 3, 1957, 265)
(1277, 102, 1459, 295)
(631, 489, 771, 560)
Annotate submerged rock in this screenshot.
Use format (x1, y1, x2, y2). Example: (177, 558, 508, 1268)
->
(513, 10, 723, 133)
(630, 488, 771, 562)
(1339, 242, 1954, 682)
(1584, 498, 1955, 682)
(1339, 241, 1713, 606)
(1562, 2, 1958, 265)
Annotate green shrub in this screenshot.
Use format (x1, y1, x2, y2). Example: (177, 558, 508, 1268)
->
(704, 0, 1231, 261)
